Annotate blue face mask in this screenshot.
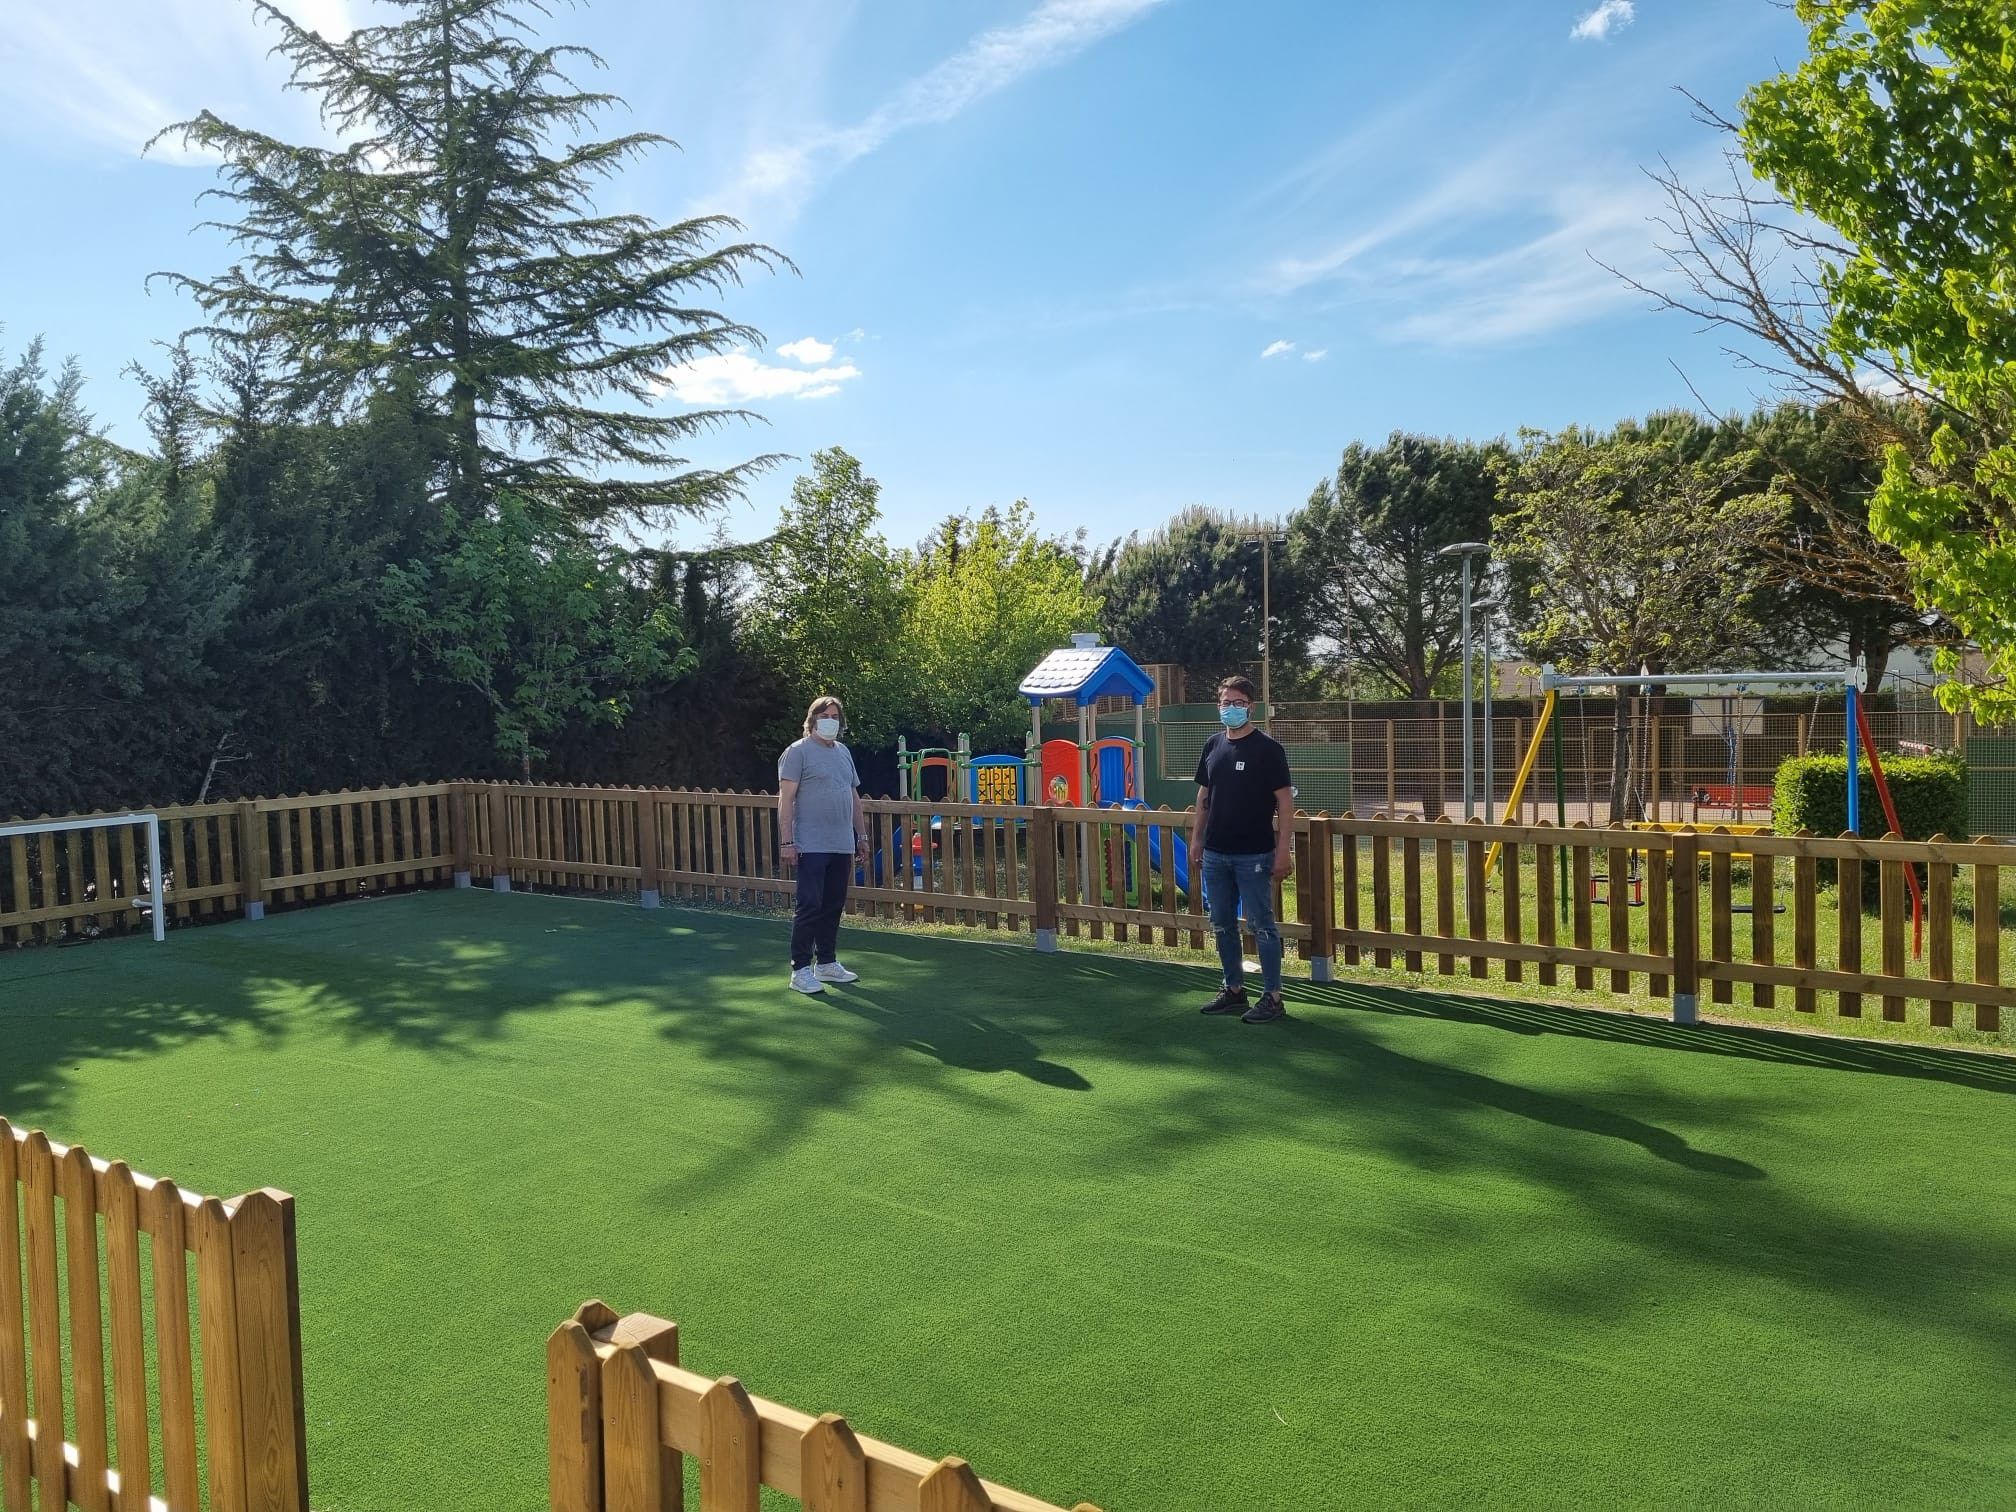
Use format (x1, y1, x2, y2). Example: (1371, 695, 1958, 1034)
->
(1219, 704, 1250, 730)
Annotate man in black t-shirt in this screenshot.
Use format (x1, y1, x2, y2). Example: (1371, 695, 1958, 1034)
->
(1190, 674, 1295, 1023)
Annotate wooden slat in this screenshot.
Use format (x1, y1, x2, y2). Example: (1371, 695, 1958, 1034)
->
(1571, 828, 1593, 990)
(167, 817, 192, 923)
(1370, 830, 1393, 970)
(59, 1144, 110, 1510)
(315, 802, 337, 902)
(919, 1458, 990, 1512)
(1535, 839, 1557, 988)
(1794, 835, 1819, 1014)
(1465, 830, 1488, 979)
(1839, 838, 1863, 1017)
(116, 824, 139, 935)
(196, 1196, 248, 1512)
(1606, 830, 1629, 994)
(1647, 842, 1669, 998)
(1752, 848, 1776, 1009)
(803, 1413, 868, 1512)
(23, 1133, 66, 1505)
(405, 793, 425, 887)
(1500, 838, 1523, 984)
(0, 1120, 30, 1512)
(1434, 832, 1455, 976)
(102, 1162, 151, 1512)
(149, 1180, 200, 1512)
(547, 1319, 605, 1512)
(1399, 829, 1422, 973)
(603, 1340, 669, 1512)
(1926, 837, 1955, 1028)
(1709, 836, 1733, 1005)
(230, 1191, 307, 1512)
(1881, 840, 1908, 1022)
(90, 825, 114, 929)
(1699, 958, 2016, 1006)
(1974, 838, 2001, 1034)
(1338, 821, 1360, 967)
(7, 835, 33, 946)
(700, 1376, 761, 1512)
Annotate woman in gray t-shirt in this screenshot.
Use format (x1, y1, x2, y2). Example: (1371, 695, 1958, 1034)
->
(777, 695, 869, 994)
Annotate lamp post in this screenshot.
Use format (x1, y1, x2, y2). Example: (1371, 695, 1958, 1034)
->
(1253, 527, 1289, 720)
(1472, 597, 1502, 823)
(1435, 541, 1489, 820)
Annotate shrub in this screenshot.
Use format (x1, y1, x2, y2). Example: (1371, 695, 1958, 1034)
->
(1773, 752, 1970, 903)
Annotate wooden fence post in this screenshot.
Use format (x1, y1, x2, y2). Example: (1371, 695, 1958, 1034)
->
(488, 784, 512, 893)
(548, 1302, 615, 1512)
(638, 792, 664, 910)
(1305, 817, 1336, 982)
(1671, 829, 1700, 1025)
(1031, 807, 1060, 953)
(237, 802, 267, 921)
(449, 782, 473, 888)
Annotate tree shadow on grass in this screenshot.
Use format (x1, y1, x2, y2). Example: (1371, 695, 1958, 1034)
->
(4, 892, 2013, 1372)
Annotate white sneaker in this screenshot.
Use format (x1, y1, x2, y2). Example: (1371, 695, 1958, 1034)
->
(814, 961, 859, 984)
(789, 966, 826, 994)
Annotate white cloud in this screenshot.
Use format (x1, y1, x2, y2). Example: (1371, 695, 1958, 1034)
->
(660, 347, 862, 403)
(1302, 348, 1329, 362)
(716, 0, 1170, 224)
(0, 0, 356, 161)
(775, 336, 836, 364)
(1571, 1, 1636, 42)
(1260, 339, 1296, 359)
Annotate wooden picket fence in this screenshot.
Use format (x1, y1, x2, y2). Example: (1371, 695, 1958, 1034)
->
(0, 1120, 307, 1512)
(7, 783, 2012, 1034)
(0, 784, 458, 946)
(548, 1302, 1099, 1512)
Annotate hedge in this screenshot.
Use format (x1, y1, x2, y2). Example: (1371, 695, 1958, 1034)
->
(1773, 752, 1970, 903)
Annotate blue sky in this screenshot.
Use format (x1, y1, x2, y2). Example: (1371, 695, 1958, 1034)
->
(0, 0, 1806, 554)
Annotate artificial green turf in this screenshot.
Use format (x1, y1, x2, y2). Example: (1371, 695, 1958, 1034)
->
(3, 889, 2013, 1510)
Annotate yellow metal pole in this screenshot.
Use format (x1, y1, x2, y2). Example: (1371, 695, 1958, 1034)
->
(1485, 689, 1556, 879)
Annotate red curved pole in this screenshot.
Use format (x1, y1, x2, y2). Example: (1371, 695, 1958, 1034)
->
(1854, 699, 1924, 958)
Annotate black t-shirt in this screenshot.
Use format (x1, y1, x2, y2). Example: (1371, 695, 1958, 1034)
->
(1194, 729, 1293, 853)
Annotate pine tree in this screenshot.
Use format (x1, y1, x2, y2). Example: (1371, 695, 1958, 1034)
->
(153, 0, 785, 525)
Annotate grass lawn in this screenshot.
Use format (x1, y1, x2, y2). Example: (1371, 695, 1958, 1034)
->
(3, 888, 2014, 1509)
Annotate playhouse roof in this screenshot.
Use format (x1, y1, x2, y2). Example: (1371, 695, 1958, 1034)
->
(1018, 643, 1155, 706)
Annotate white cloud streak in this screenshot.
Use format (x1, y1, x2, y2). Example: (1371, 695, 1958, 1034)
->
(1260, 339, 1296, 358)
(775, 336, 836, 364)
(0, 0, 356, 161)
(718, 0, 1170, 223)
(1571, 1, 1636, 42)
(660, 348, 862, 403)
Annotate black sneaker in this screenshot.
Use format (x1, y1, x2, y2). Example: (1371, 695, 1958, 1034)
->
(1241, 992, 1287, 1024)
(1200, 987, 1249, 1015)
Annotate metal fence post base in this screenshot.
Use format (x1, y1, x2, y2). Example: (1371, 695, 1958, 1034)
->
(1035, 928, 1059, 954)
(1672, 992, 1698, 1026)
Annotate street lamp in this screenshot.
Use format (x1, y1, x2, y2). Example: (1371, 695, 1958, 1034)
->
(1250, 527, 1289, 720)
(1472, 596, 1503, 824)
(1435, 541, 1489, 820)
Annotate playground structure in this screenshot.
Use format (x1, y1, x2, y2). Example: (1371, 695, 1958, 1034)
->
(1488, 667, 1929, 998)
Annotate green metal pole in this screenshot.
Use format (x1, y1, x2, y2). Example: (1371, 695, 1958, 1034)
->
(1553, 702, 1569, 921)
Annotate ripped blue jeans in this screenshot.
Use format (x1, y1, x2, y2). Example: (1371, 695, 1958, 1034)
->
(1203, 848, 1282, 996)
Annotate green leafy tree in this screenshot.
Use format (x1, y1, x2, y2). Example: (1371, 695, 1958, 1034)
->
(154, 0, 784, 525)
(1098, 508, 1307, 691)
(0, 342, 123, 813)
(1737, 3, 2016, 719)
(744, 448, 912, 749)
(380, 496, 680, 777)
(1496, 424, 1787, 818)
(904, 502, 1104, 750)
(1290, 432, 1502, 700)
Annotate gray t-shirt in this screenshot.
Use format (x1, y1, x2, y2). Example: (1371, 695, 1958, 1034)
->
(779, 737, 860, 853)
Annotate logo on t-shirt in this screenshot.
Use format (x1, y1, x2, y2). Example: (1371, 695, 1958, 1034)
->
(1235, 761, 1245, 771)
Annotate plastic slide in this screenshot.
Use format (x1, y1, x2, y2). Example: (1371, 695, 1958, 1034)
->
(1120, 799, 1199, 904)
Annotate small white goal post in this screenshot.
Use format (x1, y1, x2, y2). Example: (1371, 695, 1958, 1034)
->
(0, 812, 166, 942)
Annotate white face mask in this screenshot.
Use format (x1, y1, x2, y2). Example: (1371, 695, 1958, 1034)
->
(815, 717, 841, 740)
